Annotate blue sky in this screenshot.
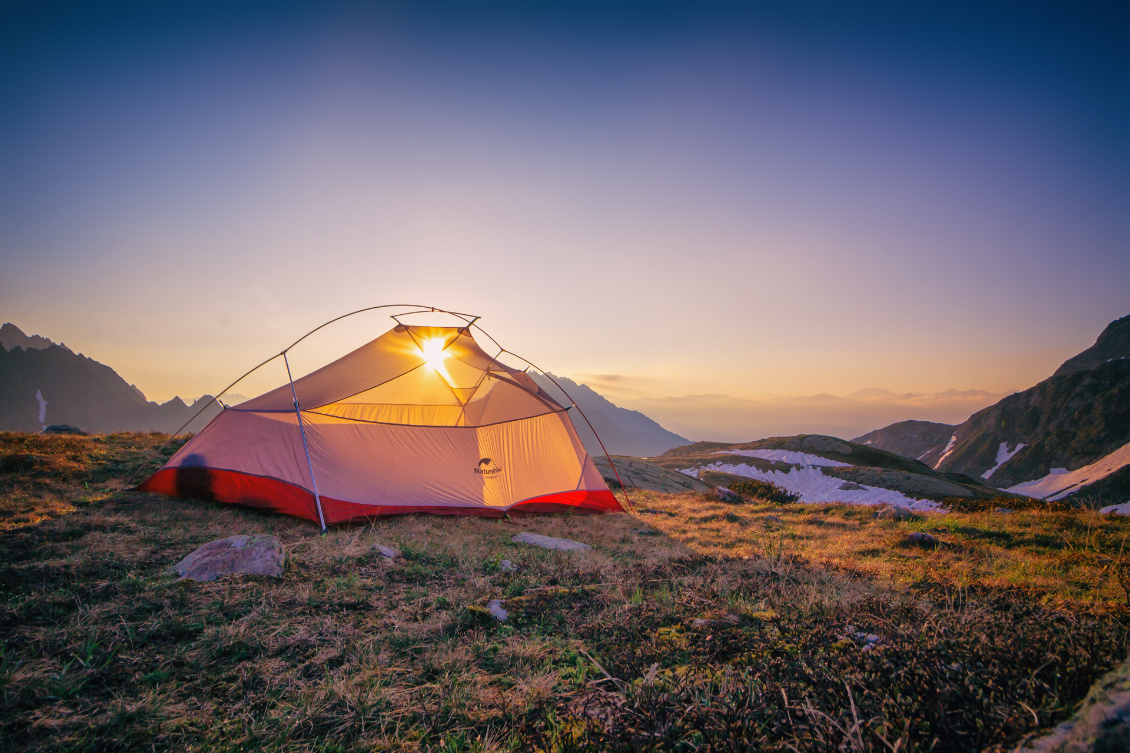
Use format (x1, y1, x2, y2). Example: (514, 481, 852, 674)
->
(2, 1, 1127, 404)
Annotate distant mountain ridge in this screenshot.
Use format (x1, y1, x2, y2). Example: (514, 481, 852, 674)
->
(1053, 315, 1130, 377)
(0, 324, 220, 434)
(532, 373, 689, 457)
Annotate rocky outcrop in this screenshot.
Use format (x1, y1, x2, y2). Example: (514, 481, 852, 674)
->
(1021, 654, 1130, 752)
(173, 535, 285, 582)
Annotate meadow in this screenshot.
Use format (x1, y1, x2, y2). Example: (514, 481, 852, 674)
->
(1, 432, 1128, 751)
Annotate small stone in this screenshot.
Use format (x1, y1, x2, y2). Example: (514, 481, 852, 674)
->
(499, 559, 518, 572)
(512, 532, 592, 551)
(486, 599, 508, 621)
(874, 505, 921, 522)
(173, 535, 285, 582)
(854, 632, 881, 643)
(715, 486, 742, 503)
(762, 515, 781, 523)
(631, 527, 659, 536)
(373, 544, 400, 559)
(903, 531, 941, 548)
(838, 482, 865, 491)
(994, 508, 1015, 514)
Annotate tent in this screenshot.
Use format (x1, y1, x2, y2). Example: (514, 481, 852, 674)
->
(138, 310, 625, 528)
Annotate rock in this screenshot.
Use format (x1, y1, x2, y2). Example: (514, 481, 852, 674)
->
(874, 505, 921, 522)
(631, 528, 660, 536)
(44, 424, 86, 435)
(761, 515, 781, 523)
(512, 532, 592, 551)
(903, 531, 942, 548)
(715, 486, 742, 503)
(372, 544, 400, 559)
(690, 613, 742, 628)
(854, 631, 882, 644)
(994, 507, 1015, 514)
(838, 482, 866, 491)
(1020, 653, 1130, 752)
(486, 599, 509, 622)
(500, 559, 518, 572)
(173, 535, 285, 582)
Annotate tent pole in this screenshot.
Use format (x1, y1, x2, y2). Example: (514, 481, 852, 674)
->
(284, 352, 328, 532)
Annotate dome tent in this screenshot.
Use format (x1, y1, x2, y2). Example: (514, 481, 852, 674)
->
(137, 307, 625, 528)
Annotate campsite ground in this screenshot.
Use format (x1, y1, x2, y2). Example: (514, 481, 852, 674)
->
(2, 432, 1129, 752)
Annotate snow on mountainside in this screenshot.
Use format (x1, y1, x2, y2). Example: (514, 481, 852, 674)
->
(0, 323, 221, 434)
(650, 434, 1016, 510)
(859, 315, 1130, 505)
(1007, 441, 1130, 502)
(852, 420, 956, 463)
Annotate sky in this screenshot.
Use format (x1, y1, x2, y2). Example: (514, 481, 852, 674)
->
(2, 0, 1128, 408)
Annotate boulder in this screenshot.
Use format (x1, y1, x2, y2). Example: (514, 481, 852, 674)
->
(874, 505, 921, 522)
(715, 486, 742, 503)
(372, 544, 400, 559)
(838, 482, 866, 491)
(44, 424, 86, 435)
(1021, 654, 1130, 752)
(173, 535, 285, 582)
(512, 532, 592, 551)
(486, 599, 509, 622)
(499, 559, 518, 572)
(902, 531, 941, 548)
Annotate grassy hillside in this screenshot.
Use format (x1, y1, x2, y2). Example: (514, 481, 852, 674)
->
(2, 433, 1130, 752)
(653, 434, 1018, 502)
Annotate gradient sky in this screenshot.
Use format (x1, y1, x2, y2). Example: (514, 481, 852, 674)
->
(2, 1, 1128, 405)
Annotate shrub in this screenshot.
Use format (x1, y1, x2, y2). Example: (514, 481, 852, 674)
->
(727, 478, 800, 504)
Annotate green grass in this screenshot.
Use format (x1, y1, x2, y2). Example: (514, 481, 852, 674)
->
(1, 433, 1129, 751)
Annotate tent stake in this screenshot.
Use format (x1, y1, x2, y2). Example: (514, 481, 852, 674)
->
(284, 352, 328, 531)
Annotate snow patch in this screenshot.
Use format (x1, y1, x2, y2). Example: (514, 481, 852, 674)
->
(35, 388, 47, 430)
(1007, 441, 1130, 501)
(981, 442, 1026, 480)
(681, 463, 941, 511)
(1101, 502, 1130, 516)
(714, 449, 851, 468)
(933, 434, 958, 470)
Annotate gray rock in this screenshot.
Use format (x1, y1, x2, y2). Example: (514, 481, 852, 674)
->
(874, 505, 921, 522)
(903, 531, 941, 548)
(173, 535, 285, 582)
(1020, 653, 1130, 752)
(838, 482, 866, 491)
(512, 532, 592, 551)
(499, 559, 518, 572)
(373, 544, 401, 559)
(486, 599, 509, 622)
(715, 486, 742, 503)
(994, 507, 1015, 514)
(761, 515, 781, 523)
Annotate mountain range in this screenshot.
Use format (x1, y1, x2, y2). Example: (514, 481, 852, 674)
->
(855, 315, 1130, 504)
(615, 387, 1009, 444)
(0, 324, 688, 457)
(0, 324, 221, 434)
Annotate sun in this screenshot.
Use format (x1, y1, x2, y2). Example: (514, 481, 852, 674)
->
(420, 339, 449, 370)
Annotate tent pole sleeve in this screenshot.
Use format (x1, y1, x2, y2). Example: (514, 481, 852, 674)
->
(284, 353, 328, 531)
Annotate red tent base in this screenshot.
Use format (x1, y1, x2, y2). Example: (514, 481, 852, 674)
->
(138, 466, 624, 525)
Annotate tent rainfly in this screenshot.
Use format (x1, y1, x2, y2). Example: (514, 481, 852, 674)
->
(138, 311, 624, 527)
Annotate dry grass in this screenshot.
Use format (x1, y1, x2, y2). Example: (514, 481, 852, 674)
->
(1, 434, 1129, 752)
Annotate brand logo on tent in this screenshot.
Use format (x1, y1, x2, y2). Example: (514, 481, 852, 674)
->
(475, 457, 502, 476)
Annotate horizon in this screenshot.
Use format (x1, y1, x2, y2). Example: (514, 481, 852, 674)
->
(3, 1, 1128, 411)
